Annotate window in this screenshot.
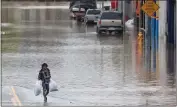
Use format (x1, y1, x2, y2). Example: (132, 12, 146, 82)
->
(101, 12, 122, 19)
(87, 10, 101, 15)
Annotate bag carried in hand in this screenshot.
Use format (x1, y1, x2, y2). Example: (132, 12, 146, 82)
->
(34, 80, 42, 96)
(49, 79, 58, 92)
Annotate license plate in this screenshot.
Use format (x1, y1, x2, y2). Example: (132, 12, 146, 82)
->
(108, 27, 115, 30)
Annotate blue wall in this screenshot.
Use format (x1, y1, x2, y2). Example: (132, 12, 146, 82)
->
(151, 0, 159, 72)
(151, 18, 157, 72)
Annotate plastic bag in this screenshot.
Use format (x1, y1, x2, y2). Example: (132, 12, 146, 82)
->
(34, 80, 42, 96)
(49, 79, 58, 92)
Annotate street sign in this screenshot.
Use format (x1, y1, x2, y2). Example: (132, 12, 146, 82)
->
(141, 0, 160, 17)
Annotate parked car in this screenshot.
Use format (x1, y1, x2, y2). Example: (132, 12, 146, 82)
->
(84, 9, 101, 24)
(70, 4, 86, 20)
(70, 6, 85, 19)
(96, 11, 123, 35)
(70, 5, 86, 20)
(70, 0, 97, 9)
(70, 4, 97, 21)
(69, 0, 97, 20)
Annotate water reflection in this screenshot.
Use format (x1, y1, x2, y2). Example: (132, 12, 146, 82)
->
(2, 1, 176, 88)
(166, 44, 176, 88)
(2, 7, 69, 24)
(130, 31, 176, 105)
(131, 31, 176, 88)
(1, 2, 176, 106)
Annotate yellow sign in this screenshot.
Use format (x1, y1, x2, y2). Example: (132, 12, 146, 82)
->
(141, 0, 160, 17)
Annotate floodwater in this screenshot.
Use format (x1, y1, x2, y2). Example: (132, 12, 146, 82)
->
(1, 1, 176, 106)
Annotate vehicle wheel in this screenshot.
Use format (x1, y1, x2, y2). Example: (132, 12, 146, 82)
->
(85, 19, 89, 24)
(81, 18, 84, 22)
(76, 18, 81, 21)
(96, 27, 101, 35)
(117, 30, 123, 40)
(96, 27, 99, 33)
(109, 31, 112, 34)
(118, 30, 123, 34)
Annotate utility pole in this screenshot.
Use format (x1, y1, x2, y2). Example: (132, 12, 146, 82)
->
(122, 0, 125, 24)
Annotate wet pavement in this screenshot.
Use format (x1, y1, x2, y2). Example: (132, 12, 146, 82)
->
(1, 1, 176, 106)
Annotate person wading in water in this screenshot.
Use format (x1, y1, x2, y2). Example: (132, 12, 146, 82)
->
(38, 63, 51, 102)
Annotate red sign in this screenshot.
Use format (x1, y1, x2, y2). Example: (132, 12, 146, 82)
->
(111, 0, 118, 9)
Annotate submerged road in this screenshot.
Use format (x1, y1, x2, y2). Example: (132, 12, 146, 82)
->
(1, 1, 176, 106)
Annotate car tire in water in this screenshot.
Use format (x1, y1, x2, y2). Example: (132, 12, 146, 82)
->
(116, 30, 123, 40)
(85, 20, 88, 25)
(96, 27, 102, 36)
(76, 17, 81, 22)
(96, 27, 99, 33)
(85, 22, 88, 25)
(118, 30, 123, 34)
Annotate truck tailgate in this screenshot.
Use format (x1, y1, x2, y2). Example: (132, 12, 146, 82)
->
(87, 15, 99, 20)
(100, 19, 122, 26)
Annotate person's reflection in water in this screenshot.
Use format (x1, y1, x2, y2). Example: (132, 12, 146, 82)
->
(43, 102, 48, 106)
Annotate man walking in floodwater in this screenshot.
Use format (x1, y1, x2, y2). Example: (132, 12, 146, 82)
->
(38, 63, 51, 102)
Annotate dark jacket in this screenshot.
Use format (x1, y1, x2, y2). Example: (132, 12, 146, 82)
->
(38, 68, 51, 84)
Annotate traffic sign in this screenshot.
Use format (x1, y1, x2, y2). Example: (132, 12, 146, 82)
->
(141, 0, 160, 17)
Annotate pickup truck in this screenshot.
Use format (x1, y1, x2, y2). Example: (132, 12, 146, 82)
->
(96, 11, 123, 34)
(84, 9, 101, 24)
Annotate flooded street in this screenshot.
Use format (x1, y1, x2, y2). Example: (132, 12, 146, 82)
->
(1, 1, 176, 106)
